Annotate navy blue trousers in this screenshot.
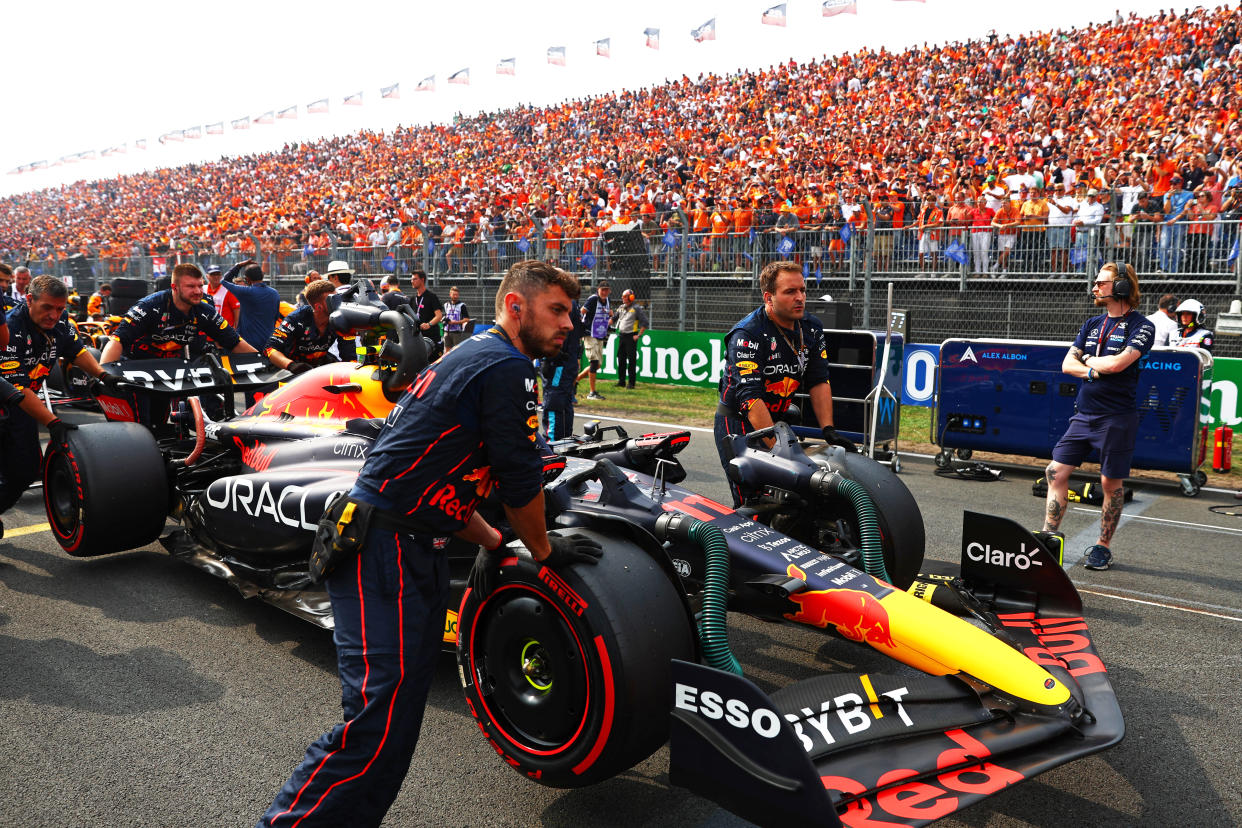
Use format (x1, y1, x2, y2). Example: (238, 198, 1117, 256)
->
(260, 527, 448, 827)
(0, 405, 41, 516)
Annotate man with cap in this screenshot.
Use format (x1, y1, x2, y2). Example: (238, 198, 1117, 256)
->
(575, 280, 611, 400)
(1159, 175, 1193, 272)
(611, 289, 649, 389)
(204, 264, 241, 327)
(219, 259, 282, 351)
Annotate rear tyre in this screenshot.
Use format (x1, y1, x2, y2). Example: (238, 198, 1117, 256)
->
(43, 422, 170, 556)
(457, 529, 694, 787)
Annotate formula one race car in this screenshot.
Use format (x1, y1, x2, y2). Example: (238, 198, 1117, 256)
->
(41, 301, 1124, 826)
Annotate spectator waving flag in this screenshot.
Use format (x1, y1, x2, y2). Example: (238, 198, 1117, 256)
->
(255, 111, 274, 125)
(777, 236, 794, 255)
(416, 75, 435, 92)
(307, 98, 329, 113)
(516, 237, 531, 253)
(691, 18, 716, 42)
(277, 106, 297, 120)
(644, 27, 660, 49)
(822, 0, 857, 16)
(449, 68, 470, 85)
(547, 46, 566, 66)
(497, 57, 516, 75)
(840, 222, 853, 242)
(344, 92, 363, 106)
(762, 3, 787, 26)
(380, 83, 399, 99)
(382, 253, 396, 273)
(580, 250, 596, 269)
(595, 38, 610, 58)
(205, 122, 223, 135)
(944, 239, 968, 264)
(663, 228, 681, 248)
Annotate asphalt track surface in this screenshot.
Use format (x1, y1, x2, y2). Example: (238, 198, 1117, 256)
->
(2, 409, 1241, 827)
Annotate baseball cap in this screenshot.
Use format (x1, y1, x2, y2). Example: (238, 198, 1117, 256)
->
(205, 264, 222, 274)
(1087, 188, 1100, 196)
(597, 279, 610, 288)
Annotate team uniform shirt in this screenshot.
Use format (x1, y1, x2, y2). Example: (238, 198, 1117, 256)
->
(1, 302, 86, 392)
(442, 301, 470, 334)
(110, 290, 242, 359)
(352, 326, 543, 534)
(718, 307, 830, 422)
(264, 304, 357, 366)
(1170, 326, 1214, 351)
(1071, 310, 1155, 415)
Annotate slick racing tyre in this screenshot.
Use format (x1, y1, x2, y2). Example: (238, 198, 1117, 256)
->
(43, 422, 170, 556)
(457, 529, 694, 787)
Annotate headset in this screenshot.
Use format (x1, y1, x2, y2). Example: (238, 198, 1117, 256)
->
(1109, 261, 1132, 299)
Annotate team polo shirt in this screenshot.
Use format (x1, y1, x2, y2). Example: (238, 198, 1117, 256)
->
(1, 302, 86, 392)
(1072, 310, 1155, 415)
(111, 290, 242, 359)
(265, 304, 356, 366)
(718, 307, 830, 423)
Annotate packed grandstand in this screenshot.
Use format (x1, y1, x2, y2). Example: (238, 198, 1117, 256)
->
(1, 5, 1240, 278)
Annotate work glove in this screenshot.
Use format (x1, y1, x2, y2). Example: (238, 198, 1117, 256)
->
(287, 361, 313, 375)
(92, 372, 123, 392)
(544, 533, 604, 567)
(821, 426, 859, 454)
(467, 548, 501, 599)
(47, 418, 78, 444)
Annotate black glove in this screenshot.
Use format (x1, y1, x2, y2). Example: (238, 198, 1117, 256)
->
(287, 361, 313, 375)
(47, 418, 78, 443)
(467, 548, 501, 598)
(544, 533, 604, 567)
(93, 372, 122, 392)
(821, 426, 858, 453)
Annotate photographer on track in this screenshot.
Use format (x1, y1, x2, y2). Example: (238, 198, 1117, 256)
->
(714, 260, 855, 507)
(1042, 262, 1154, 571)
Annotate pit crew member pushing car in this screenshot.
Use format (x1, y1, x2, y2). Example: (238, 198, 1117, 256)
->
(263, 280, 356, 374)
(1043, 262, 1154, 571)
(715, 260, 856, 506)
(100, 263, 256, 426)
(1, 276, 118, 539)
(259, 260, 603, 828)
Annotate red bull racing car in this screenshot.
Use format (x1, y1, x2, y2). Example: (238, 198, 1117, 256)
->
(40, 291, 1124, 826)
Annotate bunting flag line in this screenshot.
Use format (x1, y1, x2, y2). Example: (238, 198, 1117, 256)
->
(893, 0, 925, 3)
(381, 83, 399, 99)
(416, 75, 435, 92)
(547, 46, 565, 66)
(822, 0, 857, 13)
(159, 130, 185, 144)
(595, 37, 610, 57)
(497, 57, 515, 75)
(255, 111, 274, 125)
(308, 98, 329, 113)
(79, 150, 97, 161)
(135, 138, 147, 149)
(449, 67, 470, 85)
(762, 3, 787, 26)
(343, 92, 363, 106)
(31, 159, 48, 169)
(691, 18, 716, 42)
(644, 27, 660, 49)
(184, 126, 202, 139)
(231, 116, 250, 130)
(277, 106, 297, 120)
(206, 122, 224, 135)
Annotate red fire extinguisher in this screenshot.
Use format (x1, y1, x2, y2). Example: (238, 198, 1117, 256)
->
(1213, 426, 1233, 473)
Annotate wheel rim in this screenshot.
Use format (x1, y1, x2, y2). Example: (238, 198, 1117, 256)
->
(45, 452, 81, 537)
(473, 589, 590, 754)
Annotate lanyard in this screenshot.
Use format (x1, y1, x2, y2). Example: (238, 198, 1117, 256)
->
(773, 317, 806, 374)
(1097, 315, 1123, 357)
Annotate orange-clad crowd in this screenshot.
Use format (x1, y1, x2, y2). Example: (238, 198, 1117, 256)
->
(1, 6, 1239, 275)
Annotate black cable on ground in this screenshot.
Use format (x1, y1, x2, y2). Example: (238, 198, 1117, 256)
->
(1207, 504, 1242, 518)
(935, 461, 1004, 482)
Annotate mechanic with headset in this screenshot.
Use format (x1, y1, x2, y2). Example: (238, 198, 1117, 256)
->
(1169, 298, 1214, 351)
(715, 260, 857, 507)
(1042, 262, 1154, 572)
(100, 263, 256, 426)
(259, 260, 602, 828)
(1, 276, 119, 540)
(263, 280, 357, 374)
(540, 278, 587, 441)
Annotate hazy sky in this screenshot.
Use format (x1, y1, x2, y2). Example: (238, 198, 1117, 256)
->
(3, 0, 1176, 197)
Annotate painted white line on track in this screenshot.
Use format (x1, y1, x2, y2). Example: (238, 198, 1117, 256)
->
(1071, 506, 1242, 536)
(1076, 587, 1242, 623)
(1061, 495, 1156, 570)
(1075, 583, 1242, 615)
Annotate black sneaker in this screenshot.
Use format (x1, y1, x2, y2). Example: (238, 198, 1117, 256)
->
(1083, 544, 1112, 570)
(0, 517, 4, 540)
(586, 391, 605, 401)
(626, 383, 636, 389)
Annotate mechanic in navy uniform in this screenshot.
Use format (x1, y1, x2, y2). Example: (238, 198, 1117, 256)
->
(715, 260, 856, 506)
(1, 276, 118, 539)
(100, 263, 256, 426)
(259, 260, 603, 828)
(263, 280, 356, 374)
(1043, 262, 1155, 571)
(0, 263, 17, 349)
(540, 279, 587, 441)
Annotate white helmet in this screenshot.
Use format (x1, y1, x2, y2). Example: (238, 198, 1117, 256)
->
(1175, 299, 1206, 325)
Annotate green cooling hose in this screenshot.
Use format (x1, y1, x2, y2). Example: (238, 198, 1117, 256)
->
(654, 513, 742, 676)
(811, 469, 891, 584)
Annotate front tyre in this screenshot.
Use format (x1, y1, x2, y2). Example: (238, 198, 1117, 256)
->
(457, 529, 694, 787)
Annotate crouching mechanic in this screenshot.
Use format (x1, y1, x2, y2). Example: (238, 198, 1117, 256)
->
(1043, 262, 1154, 571)
(259, 260, 603, 828)
(263, 280, 356, 374)
(714, 260, 856, 507)
(1, 277, 120, 539)
(100, 263, 257, 427)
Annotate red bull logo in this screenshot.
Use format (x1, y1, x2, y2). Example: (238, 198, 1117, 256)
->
(235, 436, 278, 472)
(462, 466, 497, 498)
(763, 376, 800, 398)
(784, 564, 895, 649)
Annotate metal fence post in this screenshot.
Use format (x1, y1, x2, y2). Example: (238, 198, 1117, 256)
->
(862, 200, 875, 328)
(676, 208, 690, 332)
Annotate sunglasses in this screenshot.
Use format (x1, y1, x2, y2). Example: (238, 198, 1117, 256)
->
(1093, 279, 1113, 286)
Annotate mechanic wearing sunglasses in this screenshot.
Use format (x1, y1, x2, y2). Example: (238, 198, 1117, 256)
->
(1041, 262, 1154, 572)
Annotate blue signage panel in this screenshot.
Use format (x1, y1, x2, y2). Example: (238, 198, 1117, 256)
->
(901, 344, 940, 407)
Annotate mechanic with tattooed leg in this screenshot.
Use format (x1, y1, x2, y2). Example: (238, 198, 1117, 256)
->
(1043, 262, 1154, 571)
(259, 261, 602, 827)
